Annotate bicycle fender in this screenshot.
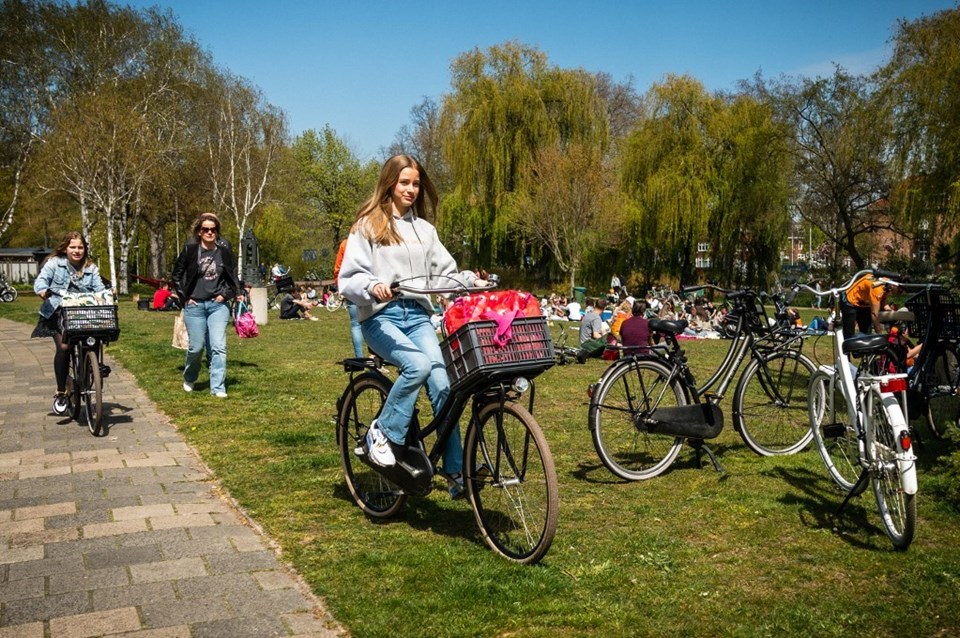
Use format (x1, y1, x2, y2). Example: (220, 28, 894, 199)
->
(880, 392, 918, 495)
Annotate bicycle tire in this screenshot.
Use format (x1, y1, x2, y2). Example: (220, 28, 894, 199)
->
(925, 344, 960, 439)
(809, 369, 866, 494)
(337, 374, 407, 518)
(868, 388, 916, 550)
(83, 350, 104, 436)
(590, 358, 685, 481)
(734, 350, 816, 456)
(326, 295, 343, 312)
(463, 400, 558, 564)
(66, 349, 81, 420)
(0, 288, 15, 303)
(271, 292, 285, 310)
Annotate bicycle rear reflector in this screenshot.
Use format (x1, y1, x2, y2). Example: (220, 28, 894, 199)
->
(899, 431, 912, 452)
(880, 378, 907, 393)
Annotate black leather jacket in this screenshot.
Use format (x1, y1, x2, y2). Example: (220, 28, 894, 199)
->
(171, 242, 240, 306)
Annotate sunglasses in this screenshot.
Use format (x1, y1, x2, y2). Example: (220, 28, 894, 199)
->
(200, 227, 218, 234)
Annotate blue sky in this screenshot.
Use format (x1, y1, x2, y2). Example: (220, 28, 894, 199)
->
(126, 0, 955, 161)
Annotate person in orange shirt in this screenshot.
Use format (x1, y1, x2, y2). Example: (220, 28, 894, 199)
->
(334, 238, 364, 357)
(841, 273, 895, 338)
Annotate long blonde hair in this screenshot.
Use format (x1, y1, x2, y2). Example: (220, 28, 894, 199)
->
(352, 155, 438, 246)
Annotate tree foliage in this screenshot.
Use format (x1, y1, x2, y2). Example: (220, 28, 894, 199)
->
(881, 5, 960, 253)
(759, 69, 893, 273)
(439, 42, 608, 266)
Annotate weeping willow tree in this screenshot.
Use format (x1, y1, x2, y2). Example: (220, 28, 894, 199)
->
(709, 94, 792, 288)
(620, 76, 719, 285)
(620, 76, 791, 288)
(438, 41, 608, 269)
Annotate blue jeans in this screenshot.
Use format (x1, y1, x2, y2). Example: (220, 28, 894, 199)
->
(361, 300, 461, 474)
(183, 300, 230, 394)
(346, 301, 363, 358)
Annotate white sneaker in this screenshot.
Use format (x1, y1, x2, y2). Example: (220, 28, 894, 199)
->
(183, 381, 194, 392)
(214, 391, 228, 398)
(365, 420, 396, 467)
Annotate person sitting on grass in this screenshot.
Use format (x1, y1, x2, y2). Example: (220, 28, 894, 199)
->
(576, 298, 608, 363)
(152, 280, 180, 311)
(279, 288, 318, 321)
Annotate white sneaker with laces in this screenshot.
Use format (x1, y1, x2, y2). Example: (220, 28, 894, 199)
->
(183, 380, 194, 392)
(364, 420, 396, 467)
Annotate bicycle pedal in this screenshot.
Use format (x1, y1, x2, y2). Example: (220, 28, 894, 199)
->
(822, 423, 846, 439)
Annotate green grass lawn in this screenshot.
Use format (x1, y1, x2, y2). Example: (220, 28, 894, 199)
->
(3, 297, 959, 637)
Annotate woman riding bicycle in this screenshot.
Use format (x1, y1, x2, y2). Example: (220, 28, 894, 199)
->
(32, 231, 106, 414)
(338, 154, 481, 498)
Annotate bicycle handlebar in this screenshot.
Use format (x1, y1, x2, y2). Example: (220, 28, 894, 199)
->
(795, 268, 907, 298)
(390, 274, 498, 296)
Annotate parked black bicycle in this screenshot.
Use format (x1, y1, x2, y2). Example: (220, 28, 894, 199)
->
(587, 284, 816, 480)
(335, 278, 559, 564)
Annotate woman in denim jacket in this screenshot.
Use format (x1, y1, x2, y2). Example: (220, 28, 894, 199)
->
(172, 213, 240, 398)
(32, 232, 106, 413)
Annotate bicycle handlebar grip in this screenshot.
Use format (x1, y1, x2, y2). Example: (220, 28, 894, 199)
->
(873, 269, 903, 281)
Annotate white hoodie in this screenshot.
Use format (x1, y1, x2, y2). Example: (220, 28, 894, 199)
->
(338, 211, 467, 323)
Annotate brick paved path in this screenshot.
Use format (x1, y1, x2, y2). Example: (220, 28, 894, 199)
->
(0, 319, 343, 638)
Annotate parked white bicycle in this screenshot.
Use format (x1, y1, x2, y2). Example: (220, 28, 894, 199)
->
(802, 270, 917, 550)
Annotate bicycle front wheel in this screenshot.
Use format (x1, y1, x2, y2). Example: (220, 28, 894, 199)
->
(326, 296, 342, 312)
(464, 400, 558, 565)
(868, 389, 916, 550)
(926, 345, 960, 439)
(66, 349, 81, 420)
(83, 350, 103, 436)
(337, 374, 406, 518)
(0, 288, 15, 303)
(590, 358, 685, 481)
(735, 350, 816, 456)
(809, 370, 865, 494)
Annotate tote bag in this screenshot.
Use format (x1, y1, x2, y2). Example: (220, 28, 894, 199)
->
(172, 311, 189, 350)
(234, 302, 259, 339)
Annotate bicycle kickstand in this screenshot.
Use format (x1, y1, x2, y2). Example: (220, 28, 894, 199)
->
(830, 470, 870, 531)
(689, 439, 724, 473)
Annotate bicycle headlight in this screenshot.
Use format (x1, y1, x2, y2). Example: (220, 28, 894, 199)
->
(512, 377, 530, 394)
(85, 336, 97, 347)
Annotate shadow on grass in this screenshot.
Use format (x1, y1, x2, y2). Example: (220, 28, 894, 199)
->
(771, 465, 894, 551)
(329, 479, 481, 547)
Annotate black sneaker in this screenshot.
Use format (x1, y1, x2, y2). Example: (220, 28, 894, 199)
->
(52, 393, 68, 415)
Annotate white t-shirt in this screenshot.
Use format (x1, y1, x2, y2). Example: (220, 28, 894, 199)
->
(567, 302, 582, 320)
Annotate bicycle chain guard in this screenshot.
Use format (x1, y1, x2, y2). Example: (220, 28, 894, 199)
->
(639, 402, 724, 439)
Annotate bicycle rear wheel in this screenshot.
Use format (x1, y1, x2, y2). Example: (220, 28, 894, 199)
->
(0, 288, 15, 303)
(590, 358, 685, 480)
(337, 374, 406, 518)
(925, 345, 960, 439)
(734, 350, 816, 456)
(464, 400, 558, 565)
(83, 350, 104, 436)
(868, 389, 916, 550)
(326, 295, 342, 312)
(809, 370, 865, 494)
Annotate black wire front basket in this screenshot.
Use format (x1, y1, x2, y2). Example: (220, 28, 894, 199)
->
(904, 288, 960, 341)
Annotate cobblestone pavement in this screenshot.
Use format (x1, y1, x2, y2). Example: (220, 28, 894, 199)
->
(0, 319, 344, 638)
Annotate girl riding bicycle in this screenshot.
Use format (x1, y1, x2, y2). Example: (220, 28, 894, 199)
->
(338, 154, 482, 497)
(32, 232, 107, 414)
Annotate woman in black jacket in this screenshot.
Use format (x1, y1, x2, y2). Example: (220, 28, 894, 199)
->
(172, 213, 241, 398)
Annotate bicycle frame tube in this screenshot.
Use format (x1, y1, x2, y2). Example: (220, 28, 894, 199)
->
(696, 313, 752, 399)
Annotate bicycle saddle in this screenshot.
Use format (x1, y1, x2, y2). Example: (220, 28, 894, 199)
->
(878, 309, 915, 324)
(649, 319, 688, 335)
(842, 333, 890, 355)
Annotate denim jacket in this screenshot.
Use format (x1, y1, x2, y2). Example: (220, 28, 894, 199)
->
(33, 256, 106, 319)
